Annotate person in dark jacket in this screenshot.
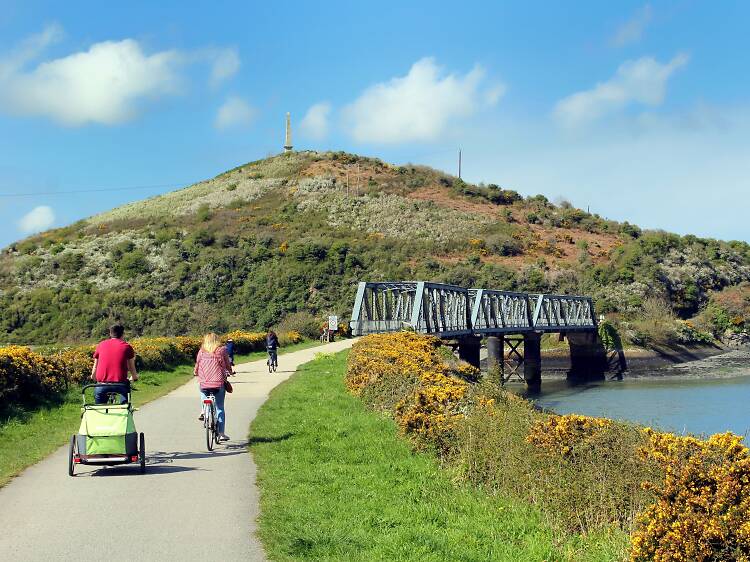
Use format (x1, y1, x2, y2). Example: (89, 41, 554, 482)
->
(225, 338, 235, 366)
(266, 331, 279, 371)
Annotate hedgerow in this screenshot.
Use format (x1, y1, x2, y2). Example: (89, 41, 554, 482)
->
(346, 333, 750, 560)
(0, 330, 302, 417)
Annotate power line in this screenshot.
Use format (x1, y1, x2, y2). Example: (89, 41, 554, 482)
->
(0, 182, 194, 198)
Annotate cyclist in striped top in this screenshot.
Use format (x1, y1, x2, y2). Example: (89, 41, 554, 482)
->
(194, 333, 232, 442)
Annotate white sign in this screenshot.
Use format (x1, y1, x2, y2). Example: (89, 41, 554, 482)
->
(328, 315, 338, 331)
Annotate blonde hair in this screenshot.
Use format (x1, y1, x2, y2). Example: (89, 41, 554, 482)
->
(202, 333, 221, 354)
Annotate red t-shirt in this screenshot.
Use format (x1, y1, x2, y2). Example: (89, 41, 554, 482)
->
(93, 338, 135, 383)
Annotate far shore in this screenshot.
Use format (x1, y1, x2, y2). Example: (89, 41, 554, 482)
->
(525, 342, 750, 382)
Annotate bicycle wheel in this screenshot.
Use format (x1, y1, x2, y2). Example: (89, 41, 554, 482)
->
(267, 358, 272, 373)
(206, 407, 215, 451)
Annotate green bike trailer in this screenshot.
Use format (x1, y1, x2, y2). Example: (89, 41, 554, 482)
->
(68, 383, 146, 476)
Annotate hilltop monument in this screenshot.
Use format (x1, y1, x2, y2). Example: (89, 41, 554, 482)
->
(284, 112, 293, 152)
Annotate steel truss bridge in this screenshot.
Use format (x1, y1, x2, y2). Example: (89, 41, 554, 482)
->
(350, 281, 597, 338)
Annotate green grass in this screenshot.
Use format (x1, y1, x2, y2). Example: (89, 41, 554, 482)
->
(250, 351, 624, 561)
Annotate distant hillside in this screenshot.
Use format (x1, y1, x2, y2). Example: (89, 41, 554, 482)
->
(3, 150, 750, 345)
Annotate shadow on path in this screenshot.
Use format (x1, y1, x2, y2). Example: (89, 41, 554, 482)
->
(147, 444, 248, 463)
(249, 432, 294, 445)
(80, 464, 201, 477)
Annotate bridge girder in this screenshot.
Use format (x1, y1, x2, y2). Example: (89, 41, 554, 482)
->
(350, 282, 597, 337)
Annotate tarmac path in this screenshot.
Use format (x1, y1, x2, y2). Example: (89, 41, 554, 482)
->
(0, 338, 355, 561)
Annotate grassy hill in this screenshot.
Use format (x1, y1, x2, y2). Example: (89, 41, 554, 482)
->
(3, 150, 750, 345)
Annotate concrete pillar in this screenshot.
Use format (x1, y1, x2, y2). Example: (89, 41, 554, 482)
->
(567, 331, 607, 381)
(523, 332, 542, 392)
(458, 336, 482, 370)
(486, 335, 503, 380)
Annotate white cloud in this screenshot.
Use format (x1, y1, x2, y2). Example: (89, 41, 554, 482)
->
(342, 57, 503, 143)
(554, 54, 688, 128)
(611, 4, 653, 47)
(18, 205, 55, 234)
(0, 27, 182, 126)
(0, 25, 240, 126)
(300, 102, 331, 139)
(209, 47, 240, 87)
(214, 96, 255, 130)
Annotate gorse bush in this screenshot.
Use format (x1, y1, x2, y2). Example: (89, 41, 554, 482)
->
(0, 329, 304, 417)
(346, 333, 750, 560)
(632, 430, 750, 561)
(0, 346, 67, 412)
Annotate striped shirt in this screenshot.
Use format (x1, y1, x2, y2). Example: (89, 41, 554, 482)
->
(194, 346, 231, 390)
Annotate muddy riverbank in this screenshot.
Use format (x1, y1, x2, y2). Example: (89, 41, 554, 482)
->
(536, 342, 739, 381)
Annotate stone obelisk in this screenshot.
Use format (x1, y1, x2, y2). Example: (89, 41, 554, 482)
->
(283, 112, 293, 153)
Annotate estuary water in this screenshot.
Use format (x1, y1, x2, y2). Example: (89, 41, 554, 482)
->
(532, 349, 750, 438)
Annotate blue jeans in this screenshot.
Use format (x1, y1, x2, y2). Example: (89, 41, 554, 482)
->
(94, 383, 129, 404)
(201, 386, 226, 433)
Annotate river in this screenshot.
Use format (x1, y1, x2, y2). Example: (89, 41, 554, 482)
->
(531, 348, 750, 437)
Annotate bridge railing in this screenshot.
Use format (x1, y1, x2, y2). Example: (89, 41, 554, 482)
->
(530, 294, 597, 332)
(352, 281, 597, 337)
(469, 289, 534, 334)
(350, 281, 473, 337)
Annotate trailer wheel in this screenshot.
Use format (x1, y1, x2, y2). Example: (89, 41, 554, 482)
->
(139, 433, 146, 474)
(68, 435, 76, 477)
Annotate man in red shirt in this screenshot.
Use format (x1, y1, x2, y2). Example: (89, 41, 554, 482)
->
(91, 324, 139, 404)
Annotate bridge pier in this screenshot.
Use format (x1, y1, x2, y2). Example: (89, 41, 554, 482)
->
(486, 336, 502, 372)
(567, 332, 607, 381)
(523, 333, 542, 392)
(458, 336, 482, 369)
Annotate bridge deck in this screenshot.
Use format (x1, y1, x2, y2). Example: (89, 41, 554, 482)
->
(350, 281, 597, 338)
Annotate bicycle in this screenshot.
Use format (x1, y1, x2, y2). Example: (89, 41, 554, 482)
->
(202, 391, 220, 451)
(267, 347, 278, 373)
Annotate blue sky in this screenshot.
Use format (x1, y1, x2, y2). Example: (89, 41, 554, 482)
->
(1, 1, 749, 247)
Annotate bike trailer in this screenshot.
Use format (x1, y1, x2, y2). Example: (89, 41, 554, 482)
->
(68, 383, 145, 476)
(77, 403, 138, 457)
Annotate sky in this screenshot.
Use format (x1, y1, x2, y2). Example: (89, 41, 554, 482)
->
(1, 1, 749, 247)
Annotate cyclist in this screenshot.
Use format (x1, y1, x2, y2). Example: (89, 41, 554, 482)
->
(225, 337, 235, 367)
(90, 324, 138, 404)
(194, 333, 231, 442)
(266, 330, 279, 371)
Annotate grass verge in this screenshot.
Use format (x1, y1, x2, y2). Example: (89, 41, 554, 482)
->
(250, 351, 623, 561)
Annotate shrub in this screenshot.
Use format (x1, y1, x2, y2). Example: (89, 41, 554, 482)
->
(223, 330, 267, 354)
(0, 346, 65, 414)
(632, 430, 750, 561)
(114, 250, 150, 278)
(526, 414, 612, 457)
(346, 333, 477, 452)
(629, 297, 678, 346)
(196, 204, 212, 221)
(275, 311, 320, 339)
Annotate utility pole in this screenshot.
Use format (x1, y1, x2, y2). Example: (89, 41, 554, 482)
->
(458, 148, 462, 180)
(356, 163, 360, 196)
(346, 166, 350, 197)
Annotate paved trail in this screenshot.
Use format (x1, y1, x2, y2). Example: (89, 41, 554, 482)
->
(0, 339, 354, 561)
